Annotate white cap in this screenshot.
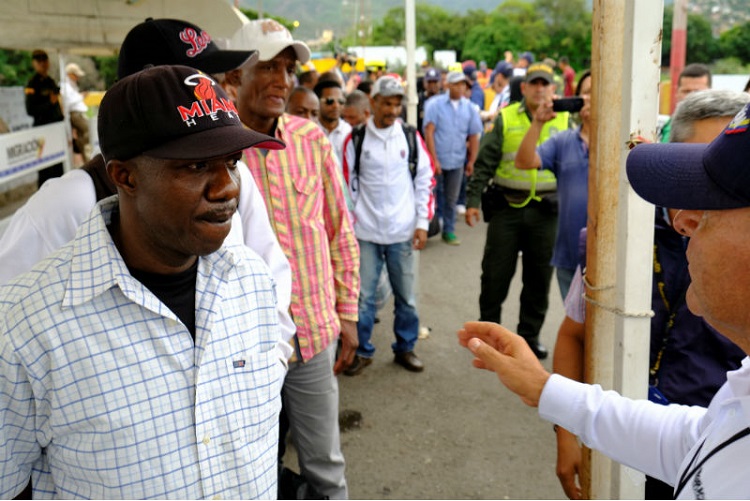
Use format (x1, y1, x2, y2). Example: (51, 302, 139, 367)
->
(65, 62, 85, 77)
(371, 76, 405, 98)
(446, 71, 470, 85)
(230, 19, 311, 64)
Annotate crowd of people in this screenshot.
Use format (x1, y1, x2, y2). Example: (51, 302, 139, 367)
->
(2, 13, 750, 501)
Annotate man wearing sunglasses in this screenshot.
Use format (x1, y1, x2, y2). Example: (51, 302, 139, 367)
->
(315, 79, 352, 165)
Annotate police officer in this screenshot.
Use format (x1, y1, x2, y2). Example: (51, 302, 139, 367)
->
(24, 49, 64, 186)
(465, 63, 570, 360)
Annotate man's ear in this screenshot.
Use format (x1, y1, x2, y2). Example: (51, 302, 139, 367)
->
(106, 159, 137, 196)
(223, 69, 242, 87)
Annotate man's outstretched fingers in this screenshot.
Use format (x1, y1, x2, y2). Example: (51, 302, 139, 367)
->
(459, 325, 551, 407)
(468, 337, 502, 371)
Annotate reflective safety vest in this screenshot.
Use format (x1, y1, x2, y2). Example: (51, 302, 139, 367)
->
(495, 102, 569, 204)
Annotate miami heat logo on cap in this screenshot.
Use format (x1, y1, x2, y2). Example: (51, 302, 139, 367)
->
(177, 72, 239, 126)
(187, 73, 217, 101)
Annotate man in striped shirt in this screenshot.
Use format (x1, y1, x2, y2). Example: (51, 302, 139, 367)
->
(227, 20, 360, 499)
(0, 65, 291, 499)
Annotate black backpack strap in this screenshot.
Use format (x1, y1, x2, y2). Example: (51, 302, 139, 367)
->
(401, 123, 418, 180)
(352, 123, 418, 189)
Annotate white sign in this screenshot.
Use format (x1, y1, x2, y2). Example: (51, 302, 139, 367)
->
(0, 122, 67, 184)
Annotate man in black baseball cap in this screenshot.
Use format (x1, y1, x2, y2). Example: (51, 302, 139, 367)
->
(0, 65, 291, 499)
(1, 16, 293, 326)
(117, 18, 258, 79)
(0, 22, 297, 496)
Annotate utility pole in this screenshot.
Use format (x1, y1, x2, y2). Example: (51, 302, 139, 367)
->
(585, 1, 662, 497)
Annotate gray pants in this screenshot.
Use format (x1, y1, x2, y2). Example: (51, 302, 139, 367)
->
(283, 342, 347, 499)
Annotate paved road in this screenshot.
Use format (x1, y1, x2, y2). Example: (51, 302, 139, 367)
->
(316, 219, 567, 499)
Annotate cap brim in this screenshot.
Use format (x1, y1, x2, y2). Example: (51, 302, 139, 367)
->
(626, 142, 747, 210)
(260, 42, 311, 65)
(195, 49, 259, 74)
(526, 72, 553, 83)
(144, 126, 285, 160)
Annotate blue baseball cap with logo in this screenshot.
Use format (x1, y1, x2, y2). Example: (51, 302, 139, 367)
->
(627, 103, 750, 210)
(424, 68, 440, 82)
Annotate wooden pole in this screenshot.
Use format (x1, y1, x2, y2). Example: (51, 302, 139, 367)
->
(585, 1, 663, 497)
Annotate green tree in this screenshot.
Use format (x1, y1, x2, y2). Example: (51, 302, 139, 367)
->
(661, 6, 720, 66)
(238, 8, 296, 32)
(719, 21, 750, 64)
(462, 1, 546, 64)
(370, 3, 471, 59)
(92, 55, 118, 89)
(0, 49, 35, 87)
(535, 0, 591, 69)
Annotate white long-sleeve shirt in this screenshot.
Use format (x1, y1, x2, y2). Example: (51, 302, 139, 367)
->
(0, 160, 295, 348)
(539, 357, 750, 499)
(343, 118, 434, 245)
(60, 79, 87, 114)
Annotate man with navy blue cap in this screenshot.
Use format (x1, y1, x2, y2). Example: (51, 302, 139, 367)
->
(457, 102, 750, 498)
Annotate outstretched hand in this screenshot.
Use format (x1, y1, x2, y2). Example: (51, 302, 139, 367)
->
(457, 321, 551, 407)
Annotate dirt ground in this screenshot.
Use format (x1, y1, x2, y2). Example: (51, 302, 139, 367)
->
(287, 220, 568, 500)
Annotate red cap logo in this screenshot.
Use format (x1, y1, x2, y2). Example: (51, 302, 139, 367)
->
(179, 27, 211, 58)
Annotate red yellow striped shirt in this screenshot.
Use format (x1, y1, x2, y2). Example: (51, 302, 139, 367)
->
(243, 114, 360, 362)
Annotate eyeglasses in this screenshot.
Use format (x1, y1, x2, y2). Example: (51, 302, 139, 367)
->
(324, 98, 346, 106)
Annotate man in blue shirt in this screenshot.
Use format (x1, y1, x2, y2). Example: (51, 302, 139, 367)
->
(423, 71, 482, 245)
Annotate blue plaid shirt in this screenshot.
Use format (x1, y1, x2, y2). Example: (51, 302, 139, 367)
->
(0, 197, 287, 499)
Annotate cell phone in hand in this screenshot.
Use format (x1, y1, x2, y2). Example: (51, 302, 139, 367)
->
(552, 97, 584, 113)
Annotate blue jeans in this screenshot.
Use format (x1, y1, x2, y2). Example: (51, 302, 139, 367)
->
(457, 170, 467, 206)
(435, 167, 464, 234)
(357, 239, 419, 358)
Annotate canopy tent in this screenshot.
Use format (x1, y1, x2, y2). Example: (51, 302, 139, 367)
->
(0, 0, 248, 54)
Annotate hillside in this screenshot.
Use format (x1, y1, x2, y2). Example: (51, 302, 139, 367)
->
(246, 0, 749, 45)
(242, 0, 503, 40)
